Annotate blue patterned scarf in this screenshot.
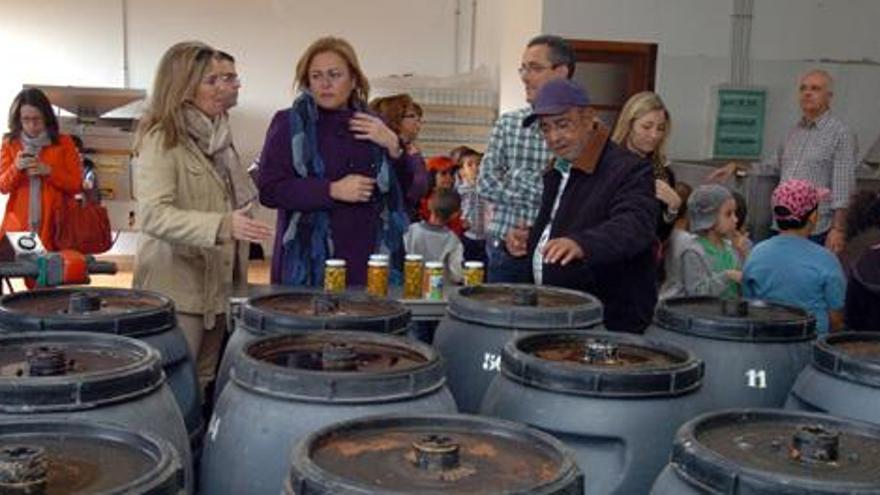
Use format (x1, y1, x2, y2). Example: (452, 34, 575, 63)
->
(280, 92, 408, 286)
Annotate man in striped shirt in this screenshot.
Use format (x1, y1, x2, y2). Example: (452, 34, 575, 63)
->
(477, 35, 575, 282)
(711, 69, 856, 254)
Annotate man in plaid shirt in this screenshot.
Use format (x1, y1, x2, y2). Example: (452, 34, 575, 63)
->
(711, 69, 856, 254)
(477, 35, 575, 282)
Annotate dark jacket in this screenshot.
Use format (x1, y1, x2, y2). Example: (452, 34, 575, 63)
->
(846, 245, 880, 331)
(527, 140, 658, 333)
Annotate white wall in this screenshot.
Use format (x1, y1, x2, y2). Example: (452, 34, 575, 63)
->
(0, 0, 466, 248)
(1, 0, 463, 164)
(541, 0, 880, 163)
(3, 1, 880, 178)
(472, 0, 543, 112)
(125, 0, 460, 164)
(0, 1, 125, 120)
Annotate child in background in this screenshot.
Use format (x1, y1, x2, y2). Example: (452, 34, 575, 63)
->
(844, 191, 880, 331)
(743, 179, 845, 334)
(679, 184, 742, 297)
(730, 190, 752, 263)
(659, 182, 693, 299)
(405, 189, 464, 284)
(455, 147, 488, 264)
(419, 156, 464, 236)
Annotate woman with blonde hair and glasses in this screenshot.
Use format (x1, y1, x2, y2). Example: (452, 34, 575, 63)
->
(612, 91, 681, 242)
(133, 41, 272, 392)
(258, 36, 415, 287)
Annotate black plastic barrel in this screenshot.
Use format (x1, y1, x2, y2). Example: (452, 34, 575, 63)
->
(652, 409, 880, 494)
(285, 414, 583, 494)
(0, 288, 202, 454)
(646, 296, 815, 410)
(0, 332, 192, 493)
(215, 290, 412, 399)
(434, 284, 603, 413)
(786, 332, 880, 425)
(481, 331, 705, 494)
(0, 419, 184, 494)
(201, 331, 456, 495)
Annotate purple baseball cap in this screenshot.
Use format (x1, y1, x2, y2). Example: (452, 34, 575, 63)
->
(523, 79, 591, 127)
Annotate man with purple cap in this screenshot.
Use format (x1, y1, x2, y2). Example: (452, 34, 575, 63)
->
(506, 78, 658, 333)
(743, 179, 846, 333)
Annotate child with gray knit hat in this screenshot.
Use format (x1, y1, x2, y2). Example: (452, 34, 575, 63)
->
(671, 184, 742, 297)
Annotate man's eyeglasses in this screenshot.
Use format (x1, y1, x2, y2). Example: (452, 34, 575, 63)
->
(518, 63, 559, 77)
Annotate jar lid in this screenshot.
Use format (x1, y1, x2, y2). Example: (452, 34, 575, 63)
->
(425, 261, 444, 269)
(368, 260, 389, 267)
(405, 254, 424, 261)
(369, 254, 390, 262)
(464, 261, 484, 268)
(325, 259, 346, 267)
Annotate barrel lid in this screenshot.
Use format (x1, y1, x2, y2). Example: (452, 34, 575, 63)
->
(0, 288, 176, 337)
(654, 296, 816, 342)
(670, 409, 880, 494)
(446, 284, 602, 329)
(812, 332, 880, 388)
(288, 414, 583, 494)
(0, 332, 163, 413)
(501, 331, 703, 397)
(241, 291, 411, 336)
(0, 419, 182, 494)
(230, 331, 445, 403)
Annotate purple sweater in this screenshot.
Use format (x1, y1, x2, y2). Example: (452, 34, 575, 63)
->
(258, 107, 426, 286)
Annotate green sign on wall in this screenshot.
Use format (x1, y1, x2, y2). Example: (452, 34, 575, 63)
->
(712, 87, 766, 160)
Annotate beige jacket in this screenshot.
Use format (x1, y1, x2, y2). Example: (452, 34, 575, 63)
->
(132, 128, 247, 328)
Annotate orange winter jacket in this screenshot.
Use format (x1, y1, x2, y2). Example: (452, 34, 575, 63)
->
(0, 134, 83, 250)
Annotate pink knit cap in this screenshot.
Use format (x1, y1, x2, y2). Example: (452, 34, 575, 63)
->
(771, 179, 830, 222)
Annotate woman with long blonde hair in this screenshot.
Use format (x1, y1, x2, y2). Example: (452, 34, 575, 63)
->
(612, 91, 681, 241)
(133, 41, 272, 392)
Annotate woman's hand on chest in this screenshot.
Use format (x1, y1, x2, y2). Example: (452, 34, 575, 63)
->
(349, 112, 402, 158)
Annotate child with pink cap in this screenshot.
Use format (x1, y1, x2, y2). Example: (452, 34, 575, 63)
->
(742, 179, 846, 333)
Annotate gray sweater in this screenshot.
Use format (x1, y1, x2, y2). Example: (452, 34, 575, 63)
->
(661, 229, 733, 298)
(403, 221, 464, 284)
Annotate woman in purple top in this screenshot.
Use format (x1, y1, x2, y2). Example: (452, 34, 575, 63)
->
(258, 37, 421, 286)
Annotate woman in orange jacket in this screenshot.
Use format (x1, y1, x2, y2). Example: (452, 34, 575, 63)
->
(0, 88, 82, 250)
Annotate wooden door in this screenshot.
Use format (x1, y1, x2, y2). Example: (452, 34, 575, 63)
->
(567, 40, 658, 126)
